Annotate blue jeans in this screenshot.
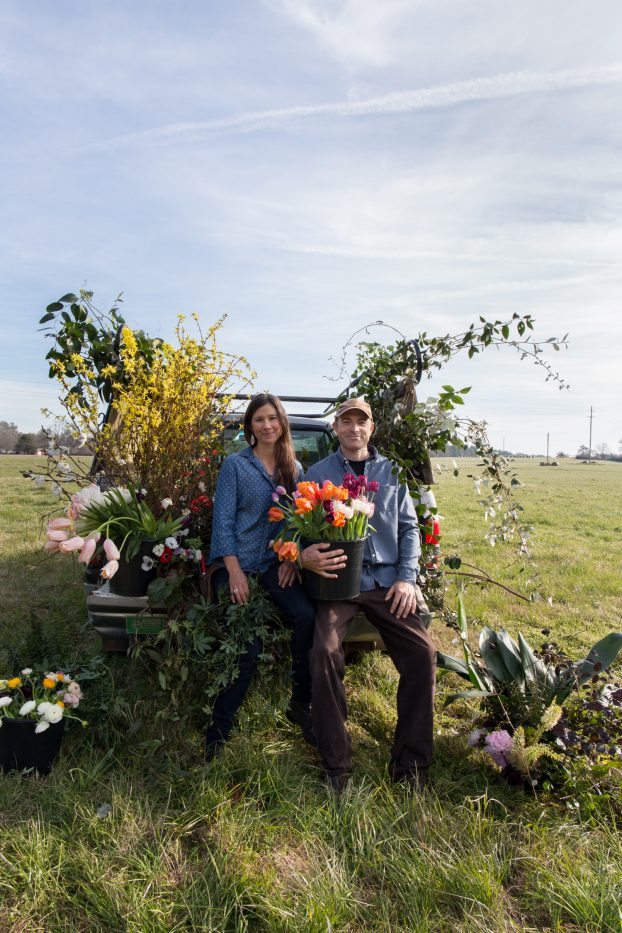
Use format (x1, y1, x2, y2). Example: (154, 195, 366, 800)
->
(205, 562, 315, 745)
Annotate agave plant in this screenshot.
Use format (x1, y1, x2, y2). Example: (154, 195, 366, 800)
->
(437, 596, 622, 729)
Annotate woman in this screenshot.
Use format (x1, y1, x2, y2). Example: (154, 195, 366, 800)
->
(205, 393, 316, 758)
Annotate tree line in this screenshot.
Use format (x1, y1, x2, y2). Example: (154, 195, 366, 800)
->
(0, 420, 90, 455)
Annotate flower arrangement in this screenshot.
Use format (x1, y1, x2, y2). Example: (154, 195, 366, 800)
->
(268, 473, 378, 562)
(0, 669, 86, 733)
(45, 483, 191, 582)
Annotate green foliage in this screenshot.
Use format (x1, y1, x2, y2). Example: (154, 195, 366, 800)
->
(334, 314, 567, 557)
(39, 289, 159, 409)
(78, 487, 184, 558)
(132, 577, 287, 723)
(439, 595, 622, 729)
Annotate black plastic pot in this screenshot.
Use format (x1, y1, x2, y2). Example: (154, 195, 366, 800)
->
(109, 540, 157, 597)
(0, 717, 66, 775)
(302, 537, 367, 600)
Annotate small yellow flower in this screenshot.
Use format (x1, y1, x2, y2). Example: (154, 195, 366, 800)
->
(56, 700, 65, 708)
(7, 677, 21, 689)
(42, 677, 56, 689)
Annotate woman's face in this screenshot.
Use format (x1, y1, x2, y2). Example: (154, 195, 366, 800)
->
(250, 403, 283, 445)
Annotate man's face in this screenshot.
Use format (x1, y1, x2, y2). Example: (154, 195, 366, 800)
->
(333, 410, 374, 456)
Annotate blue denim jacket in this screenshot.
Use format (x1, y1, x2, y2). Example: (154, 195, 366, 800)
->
(209, 446, 302, 573)
(306, 446, 420, 591)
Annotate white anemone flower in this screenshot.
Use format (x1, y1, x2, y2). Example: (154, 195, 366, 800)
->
(165, 536, 178, 549)
(43, 705, 64, 724)
(0, 696, 13, 708)
(35, 721, 50, 733)
(161, 498, 173, 509)
(141, 556, 155, 571)
(19, 700, 37, 716)
(37, 701, 53, 714)
(152, 543, 165, 556)
(21, 668, 33, 676)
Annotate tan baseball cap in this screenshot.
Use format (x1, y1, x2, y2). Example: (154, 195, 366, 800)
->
(334, 397, 373, 420)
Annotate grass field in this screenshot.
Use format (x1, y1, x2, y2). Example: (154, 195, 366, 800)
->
(0, 454, 621, 932)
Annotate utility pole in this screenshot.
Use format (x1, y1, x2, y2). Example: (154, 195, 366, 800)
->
(588, 406, 593, 464)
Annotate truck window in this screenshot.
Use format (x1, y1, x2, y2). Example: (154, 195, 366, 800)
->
(223, 426, 332, 467)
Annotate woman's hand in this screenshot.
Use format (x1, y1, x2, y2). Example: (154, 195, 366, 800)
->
(223, 556, 250, 604)
(301, 542, 347, 579)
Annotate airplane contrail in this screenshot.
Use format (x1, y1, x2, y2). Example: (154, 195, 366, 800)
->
(91, 63, 622, 149)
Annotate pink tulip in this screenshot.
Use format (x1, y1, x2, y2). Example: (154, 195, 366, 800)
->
(48, 517, 73, 530)
(100, 559, 119, 580)
(103, 538, 121, 560)
(59, 535, 85, 554)
(44, 541, 60, 552)
(78, 537, 97, 564)
(47, 529, 69, 542)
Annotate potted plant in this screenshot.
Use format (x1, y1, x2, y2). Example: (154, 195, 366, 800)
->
(269, 473, 377, 599)
(0, 669, 86, 775)
(45, 484, 191, 596)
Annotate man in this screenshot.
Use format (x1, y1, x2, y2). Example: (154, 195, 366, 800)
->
(302, 398, 436, 792)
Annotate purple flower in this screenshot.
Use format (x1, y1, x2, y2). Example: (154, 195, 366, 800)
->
(342, 473, 358, 494)
(484, 730, 514, 767)
(368, 480, 380, 493)
(174, 547, 185, 557)
(272, 492, 280, 502)
(275, 485, 286, 496)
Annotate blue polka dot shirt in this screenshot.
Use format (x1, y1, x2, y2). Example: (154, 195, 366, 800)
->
(209, 446, 303, 573)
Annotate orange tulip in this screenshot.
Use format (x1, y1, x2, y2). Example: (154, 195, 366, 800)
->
(268, 507, 285, 522)
(331, 513, 346, 527)
(273, 538, 283, 554)
(333, 486, 349, 502)
(297, 481, 321, 502)
(320, 481, 337, 501)
(294, 497, 313, 515)
(277, 541, 299, 562)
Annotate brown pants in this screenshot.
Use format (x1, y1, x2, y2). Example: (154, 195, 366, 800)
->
(310, 586, 436, 778)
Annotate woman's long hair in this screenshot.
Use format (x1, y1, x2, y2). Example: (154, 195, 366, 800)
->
(243, 393, 298, 492)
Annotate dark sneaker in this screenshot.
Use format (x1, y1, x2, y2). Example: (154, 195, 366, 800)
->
(204, 740, 225, 762)
(392, 768, 429, 793)
(285, 700, 317, 747)
(325, 772, 351, 794)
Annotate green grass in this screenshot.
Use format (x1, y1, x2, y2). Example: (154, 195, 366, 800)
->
(1, 454, 621, 932)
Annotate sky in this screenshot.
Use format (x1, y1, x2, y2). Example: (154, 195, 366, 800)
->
(1, 0, 621, 456)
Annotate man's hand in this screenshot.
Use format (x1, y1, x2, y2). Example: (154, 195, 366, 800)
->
(278, 561, 300, 588)
(385, 580, 417, 619)
(301, 542, 347, 579)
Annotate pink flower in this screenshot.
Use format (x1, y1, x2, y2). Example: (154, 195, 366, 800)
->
(44, 540, 60, 552)
(368, 480, 380, 493)
(78, 537, 97, 564)
(484, 730, 514, 767)
(59, 535, 85, 554)
(47, 529, 69, 542)
(275, 486, 286, 496)
(100, 559, 119, 580)
(103, 538, 121, 561)
(48, 517, 73, 530)
(61, 691, 80, 707)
